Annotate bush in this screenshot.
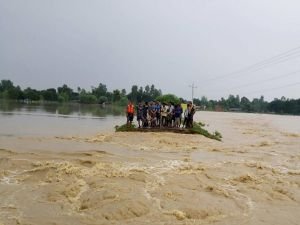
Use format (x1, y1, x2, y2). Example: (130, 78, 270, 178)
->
(119, 96, 129, 106)
(58, 93, 69, 102)
(156, 94, 180, 104)
(79, 93, 97, 104)
(190, 122, 222, 141)
(213, 131, 222, 139)
(98, 96, 108, 104)
(115, 123, 136, 132)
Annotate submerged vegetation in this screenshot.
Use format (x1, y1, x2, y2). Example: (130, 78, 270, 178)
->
(0, 79, 299, 115)
(115, 124, 136, 132)
(190, 122, 222, 141)
(115, 122, 222, 141)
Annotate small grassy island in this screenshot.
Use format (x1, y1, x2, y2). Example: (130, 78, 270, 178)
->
(115, 122, 222, 141)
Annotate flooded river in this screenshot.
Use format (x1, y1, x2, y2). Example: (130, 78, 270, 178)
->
(0, 101, 299, 225)
(0, 101, 125, 136)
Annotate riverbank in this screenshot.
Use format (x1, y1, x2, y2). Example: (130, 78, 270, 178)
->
(0, 112, 299, 225)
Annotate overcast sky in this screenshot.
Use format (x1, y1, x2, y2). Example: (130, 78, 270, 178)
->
(0, 0, 300, 101)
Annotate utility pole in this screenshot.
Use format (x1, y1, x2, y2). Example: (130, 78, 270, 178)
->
(189, 83, 197, 105)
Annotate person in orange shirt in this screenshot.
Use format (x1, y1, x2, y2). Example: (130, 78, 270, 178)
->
(126, 101, 135, 127)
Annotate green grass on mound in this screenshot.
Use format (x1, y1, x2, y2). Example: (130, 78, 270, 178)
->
(115, 122, 222, 141)
(189, 122, 222, 141)
(115, 123, 136, 132)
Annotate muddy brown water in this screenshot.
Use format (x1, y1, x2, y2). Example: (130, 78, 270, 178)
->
(0, 103, 299, 225)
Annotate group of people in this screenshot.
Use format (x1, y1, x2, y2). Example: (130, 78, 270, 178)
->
(126, 101, 196, 129)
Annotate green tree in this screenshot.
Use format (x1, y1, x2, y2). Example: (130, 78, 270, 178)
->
(57, 84, 73, 101)
(193, 98, 201, 106)
(119, 96, 129, 106)
(7, 86, 23, 99)
(259, 95, 267, 112)
(0, 80, 14, 91)
(149, 84, 162, 99)
(92, 83, 107, 98)
(41, 88, 58, 101)
(201, 96, 208, 105)
(227, 95, 240, 108)
(105, 92, 113, 103)
(251, 96, 266, 113)
(219, 97, 228, 110)
(268, 98, 283, 113)
(121, 89, 126, 97)
(24, 88, 40, 101)
(0, 80, 24, 99)
(145, 85, 150, 94)
(79, 93, 97, 104)
(137, 87, 144, 102)
(127, 85, 138, 102)
(112, 89, 121, 102)
(98, 96, 108, 104)
(156, 94, 180, 104)
(240, 96, 251, 112)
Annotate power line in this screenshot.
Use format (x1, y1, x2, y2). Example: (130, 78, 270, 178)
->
(207, 47, 300, 82)
(205, 70, 300, 93)
(230, 70, 300, 90)
(241, 53, 300, 74)
(202, 46, 300, 83)
(241, 81, 300, 96)
(203, 52, 300, 84)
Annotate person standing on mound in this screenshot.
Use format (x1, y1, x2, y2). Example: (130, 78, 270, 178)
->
(126, 101, 135, 127)
(136, 102, 143, 128)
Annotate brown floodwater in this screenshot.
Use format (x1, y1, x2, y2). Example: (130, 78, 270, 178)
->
(0, 105, 299, 225)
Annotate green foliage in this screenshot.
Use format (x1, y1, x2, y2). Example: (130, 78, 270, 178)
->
(194, 95, 267, 112)
(114, 121, 222, 141)
(251, 96, 267, 112)
(92, 83, 107, 98)
(105, 92, 113, 102)
(98, 96, 108, 104)
(0, 79, 299, 115)
(58, 93, 69, 102)
(57, 84, 73, 101)
(190, 122, 222, 141)
(197, 121, 206, 127)
(112, 89, 121, 102)
(213, 131, 222, 139)
(0, 80, 23, 100)
(7, 86, 23, 99)
(127, 84, 162, 103)
(115, 123, 136, 132)
(118, 96, 129, 106)
(121, 89, 126, 97)
(24, 88, 40, 101)
(156, 94, 180, 104)
(41, 88, 58, 101)
(0, 80, 14, 92)
(268, 98, 300, 115)
(128, 85, 138, 103)
(79, 93, 97, 104)
(240, 97, 251, 112)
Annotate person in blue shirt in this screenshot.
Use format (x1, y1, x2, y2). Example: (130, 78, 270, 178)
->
(155, 101, 161, 127)
(174, 104, 183, 128)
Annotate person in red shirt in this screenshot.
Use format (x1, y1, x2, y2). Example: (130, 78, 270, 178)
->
(126, 101, 135, 127)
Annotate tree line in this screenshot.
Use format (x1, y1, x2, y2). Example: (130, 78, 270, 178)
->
(0, 79, 299, 115)
(0, 79, 162, 106)
(193, 95, 300, 115)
